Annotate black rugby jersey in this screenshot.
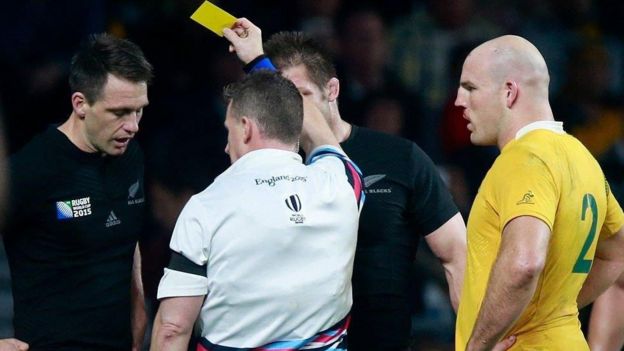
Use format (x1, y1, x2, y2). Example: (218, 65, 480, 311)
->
(341, 125, 458, 350)
(4, 126, 145, 350)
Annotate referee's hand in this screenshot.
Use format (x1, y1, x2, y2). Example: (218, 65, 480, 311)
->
(0, 338, 29, 351)
(223, 18, 263, 65)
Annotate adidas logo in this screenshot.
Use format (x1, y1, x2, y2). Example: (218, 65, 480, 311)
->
(105, 211, 121, 228)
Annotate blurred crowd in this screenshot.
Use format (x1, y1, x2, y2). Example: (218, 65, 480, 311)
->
(1, 0, 623, 349)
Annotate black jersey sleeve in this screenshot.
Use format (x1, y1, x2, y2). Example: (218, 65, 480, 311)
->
(406, 144, 459, 236)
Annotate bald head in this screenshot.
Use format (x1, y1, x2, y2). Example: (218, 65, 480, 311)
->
(468, 35, 550, 96)
(455, 35, 555, 148)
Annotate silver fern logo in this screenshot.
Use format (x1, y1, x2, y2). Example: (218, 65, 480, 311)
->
(128, 180, 140, 198)
(363, 174, 391, 194)
(364, 174, 386, 187)
(128, 180, 145, 205)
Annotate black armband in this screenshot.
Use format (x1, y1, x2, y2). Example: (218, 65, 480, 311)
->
(168, 251, 207, 276)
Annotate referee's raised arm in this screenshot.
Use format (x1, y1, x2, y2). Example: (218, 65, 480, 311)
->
(223, 18, 343, 155)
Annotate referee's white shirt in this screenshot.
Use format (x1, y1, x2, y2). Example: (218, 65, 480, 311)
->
(157, 146, 361, 348)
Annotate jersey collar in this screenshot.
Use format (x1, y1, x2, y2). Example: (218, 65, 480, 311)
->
(234, 149, 302, 169)
(515, 120, 565, 140)
(51, 126, 106, 162)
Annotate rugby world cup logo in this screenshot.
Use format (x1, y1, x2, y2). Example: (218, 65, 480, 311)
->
(285, 194, 305, 224)
(56, 201, 74, 219)
(285, 194, 302, 212)
(56, 196, 92, 220)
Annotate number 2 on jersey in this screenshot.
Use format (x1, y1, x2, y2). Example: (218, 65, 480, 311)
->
(573, 193, 598, 274)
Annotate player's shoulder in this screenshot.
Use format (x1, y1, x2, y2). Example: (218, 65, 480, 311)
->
(193, 160, 263, 206)
(10, 127, 59, 176)
(506, 130, 587, 165)
(353, 126, 414, 150)
(345, 126, 426, 164)
(503, 131, 554, 159)
(494, 131, 581, 184)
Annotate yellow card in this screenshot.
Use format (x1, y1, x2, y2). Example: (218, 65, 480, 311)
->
(190, 1, 237, 37)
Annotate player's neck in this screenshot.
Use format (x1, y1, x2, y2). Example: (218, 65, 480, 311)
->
(252, 139, 298, 154)
(327, 107, 352, 143)
(498, 114, 556, 150)
(58, 113, 98, 154)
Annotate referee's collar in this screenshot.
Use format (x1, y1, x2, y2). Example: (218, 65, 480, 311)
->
(234, 148, 302, 168)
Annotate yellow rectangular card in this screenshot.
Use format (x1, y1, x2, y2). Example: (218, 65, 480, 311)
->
(190, 1, 237, 37)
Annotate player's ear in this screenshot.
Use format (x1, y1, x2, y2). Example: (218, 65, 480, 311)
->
(326, 78, 340, 102)
(240, 116, 253, 143)
(72, 92, 88, 119)
(505, 80, 518, 108)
